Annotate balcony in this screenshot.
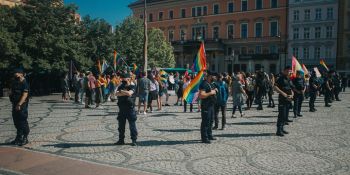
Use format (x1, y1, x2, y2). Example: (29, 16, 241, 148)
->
(171, 38, 224, 53)
(223, 36, 287, 44)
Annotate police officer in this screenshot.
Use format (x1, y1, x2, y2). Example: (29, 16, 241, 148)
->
(309, 71, 319, 112)
(115, 73, 138, 146)
(323, 72, 332, 107)
(199, 71, 217, 144)
(292, 71, 306, 118)
(274, 67, 294, 137)
(9, 68, 30, 146)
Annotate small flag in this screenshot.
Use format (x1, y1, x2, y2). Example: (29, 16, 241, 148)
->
(97, 59, 102, 73)
(113, 50, 117, 71)
(301, 64, 309, 75)
(292, 56, 304, 78)
(313, 67, 322, 78)
(320, 59, 329, 71)
(133, 63, 138, 72)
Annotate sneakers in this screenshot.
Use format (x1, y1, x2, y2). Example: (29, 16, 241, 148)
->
(143, 111, 147, 115)
(241, 113, 245, 117)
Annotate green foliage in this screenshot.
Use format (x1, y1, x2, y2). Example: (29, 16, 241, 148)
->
(115, 16, 175, 68)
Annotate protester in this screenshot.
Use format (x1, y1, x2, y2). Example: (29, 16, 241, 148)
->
(61, 73, 70, 101)
(147, 73, 158, 113)
(213, 73, 229, 130)
(183, 76, 193, 112)
(245, 73, 255, 110)
(231, 74, 248, 118)
(267, 73, 275, 108)
(137, 72, 151, 115)
(175, 75, 184, 106)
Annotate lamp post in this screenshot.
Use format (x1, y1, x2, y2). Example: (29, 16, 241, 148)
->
(143, 0, 148, 76)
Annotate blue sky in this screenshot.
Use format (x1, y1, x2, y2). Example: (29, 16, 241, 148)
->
(64, 0, 136, 25)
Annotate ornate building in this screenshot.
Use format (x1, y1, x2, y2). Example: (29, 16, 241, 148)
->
(129, 0, 288, 74)
(337, 0, 350, 73)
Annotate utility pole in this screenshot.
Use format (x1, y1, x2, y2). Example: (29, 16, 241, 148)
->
(143, 0, 148, 76)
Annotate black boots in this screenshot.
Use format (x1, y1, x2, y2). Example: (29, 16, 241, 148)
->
(10, 135, 21, 145)
(12, 135, 28, 146)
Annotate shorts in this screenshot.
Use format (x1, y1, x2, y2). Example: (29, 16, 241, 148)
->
(139, 92, 149, 103)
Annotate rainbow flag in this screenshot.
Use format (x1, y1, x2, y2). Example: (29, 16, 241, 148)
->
(192, 42, 207, 72)
(320, 59, 329, 71)
(113, 51, 117, 71)
(301, 64, 309, 75)
(183, 70, 204, 103)
(133, 63, 138, 72)
(292, 56, 304, 78)
(97, 59, 102, 73)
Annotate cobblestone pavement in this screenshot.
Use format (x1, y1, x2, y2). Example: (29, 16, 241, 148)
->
(1, 90, 350, 175)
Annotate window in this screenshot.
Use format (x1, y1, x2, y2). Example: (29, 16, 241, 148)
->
(327, 8, 333, 19)
(180, 29, 186, 41)
(192, 7, 196, 17)
(315, 27, 321, 38)
(293, 47, 299, 58)
(197, 7, 202, 16)
(192, 26, 206, 40)
(213, 4, 219, 14)
(304, 9, 310, 20)
(256, 0, 263, 10)
(270, 45, 278, 54)
(158, 12, 163, 21)
(303, 47, 309, 59)
(293, 28, 299, 39)
(213, 26, 219, 39)
(271, 0, 278, 8)
(315, 8, 322, 20)
(227, 25, 234, 39)
(325, 47, 332, 58)
(270, 21, 278, 37)
(293, 10, 299, 21)
(203, 6, 208, 15)
(228, 2, 234, 13)
(181, 9, 186, 18)
(255, 22, 263, 37)
(304, 27, 310, 39)
(326, 26, 333, 38)
(241, 23, 248, 39)
(148, 13, 153, 22)
(256, 45, 262, 54)
(169, 10, 174, 19)
(314, 47, 321, 59)
(242, 0, 248, 11)
(168, 30, 174, 41)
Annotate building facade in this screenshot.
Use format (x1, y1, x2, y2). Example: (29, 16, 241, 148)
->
(129, 0, 288, 74)
(337, 0, 350, 73)
(288, 0, 338, 69)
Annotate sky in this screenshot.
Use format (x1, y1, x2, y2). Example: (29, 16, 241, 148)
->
(64, 0, 136, 25)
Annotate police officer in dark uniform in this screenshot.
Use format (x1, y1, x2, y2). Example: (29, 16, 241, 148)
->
(115, 73, 138, 146)
(333, 72, 341, 101)
(274, 67, 294, 137)
(323, 72, 332, 107)
(309, 71, 319, 112)
(199, 71, 217, 144)
(292, 71, 306, 118)
(9, 68, 30, 146)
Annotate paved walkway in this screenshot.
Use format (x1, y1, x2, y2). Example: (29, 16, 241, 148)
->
(0, 90, 350, 175)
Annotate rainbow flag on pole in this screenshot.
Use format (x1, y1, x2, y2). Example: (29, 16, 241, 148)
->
(113, 50, 117, 71)
(292, 56, 304, 78)
(183, 70, 204, 103)
(320, 59, 329, 71)
(192, 42, 207, 72)
(183, 42, 207, 103)
(301, 64, 309, 75)
(97, 59, 102, 74)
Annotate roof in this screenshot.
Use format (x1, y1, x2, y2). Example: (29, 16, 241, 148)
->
(128, 0, 167, 8)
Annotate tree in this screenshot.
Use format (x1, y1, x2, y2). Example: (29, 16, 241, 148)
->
(114, 16, 175, 68)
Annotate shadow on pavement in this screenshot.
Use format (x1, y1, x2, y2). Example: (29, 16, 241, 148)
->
(137, 140, 200, 146)
(42, 143, 115, 148)
(150, 113, 177, 117)
(227, 121, 275, 125)
(153, 129, 198, 132)
(216, 133, 275, 138)
(251, 115, 276, 118)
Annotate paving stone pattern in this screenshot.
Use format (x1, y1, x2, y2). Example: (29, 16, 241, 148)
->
(1, 91, 350, 175)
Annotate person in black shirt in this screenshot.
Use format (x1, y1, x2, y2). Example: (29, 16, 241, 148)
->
(308, 71, 319, 112)
(341, 75, 348, 92)
(323, 73, 332, 107)
(333, 72, 341, 101)
(255, 71, 266, 110)
(199, 71, 217, 144)
(274, 67, 294, 137)
(292, 71, 306, 118)
(9, 68, 30, 146)
(115, 73, 138, 146)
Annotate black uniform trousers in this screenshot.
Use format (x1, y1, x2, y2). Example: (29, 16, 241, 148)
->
(117, 109, 138, 141)
(201, 105, 214, 141)
(293, 93, 304, 116)
(324, 90, 331, 105)
(309, 92, 317, 110)
(277, 100, 290, 131)
(12, 103, 30, 137)
(214, 104, 226, 128)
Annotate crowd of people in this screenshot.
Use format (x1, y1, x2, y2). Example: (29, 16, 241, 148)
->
(7, 67, 349, 146)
